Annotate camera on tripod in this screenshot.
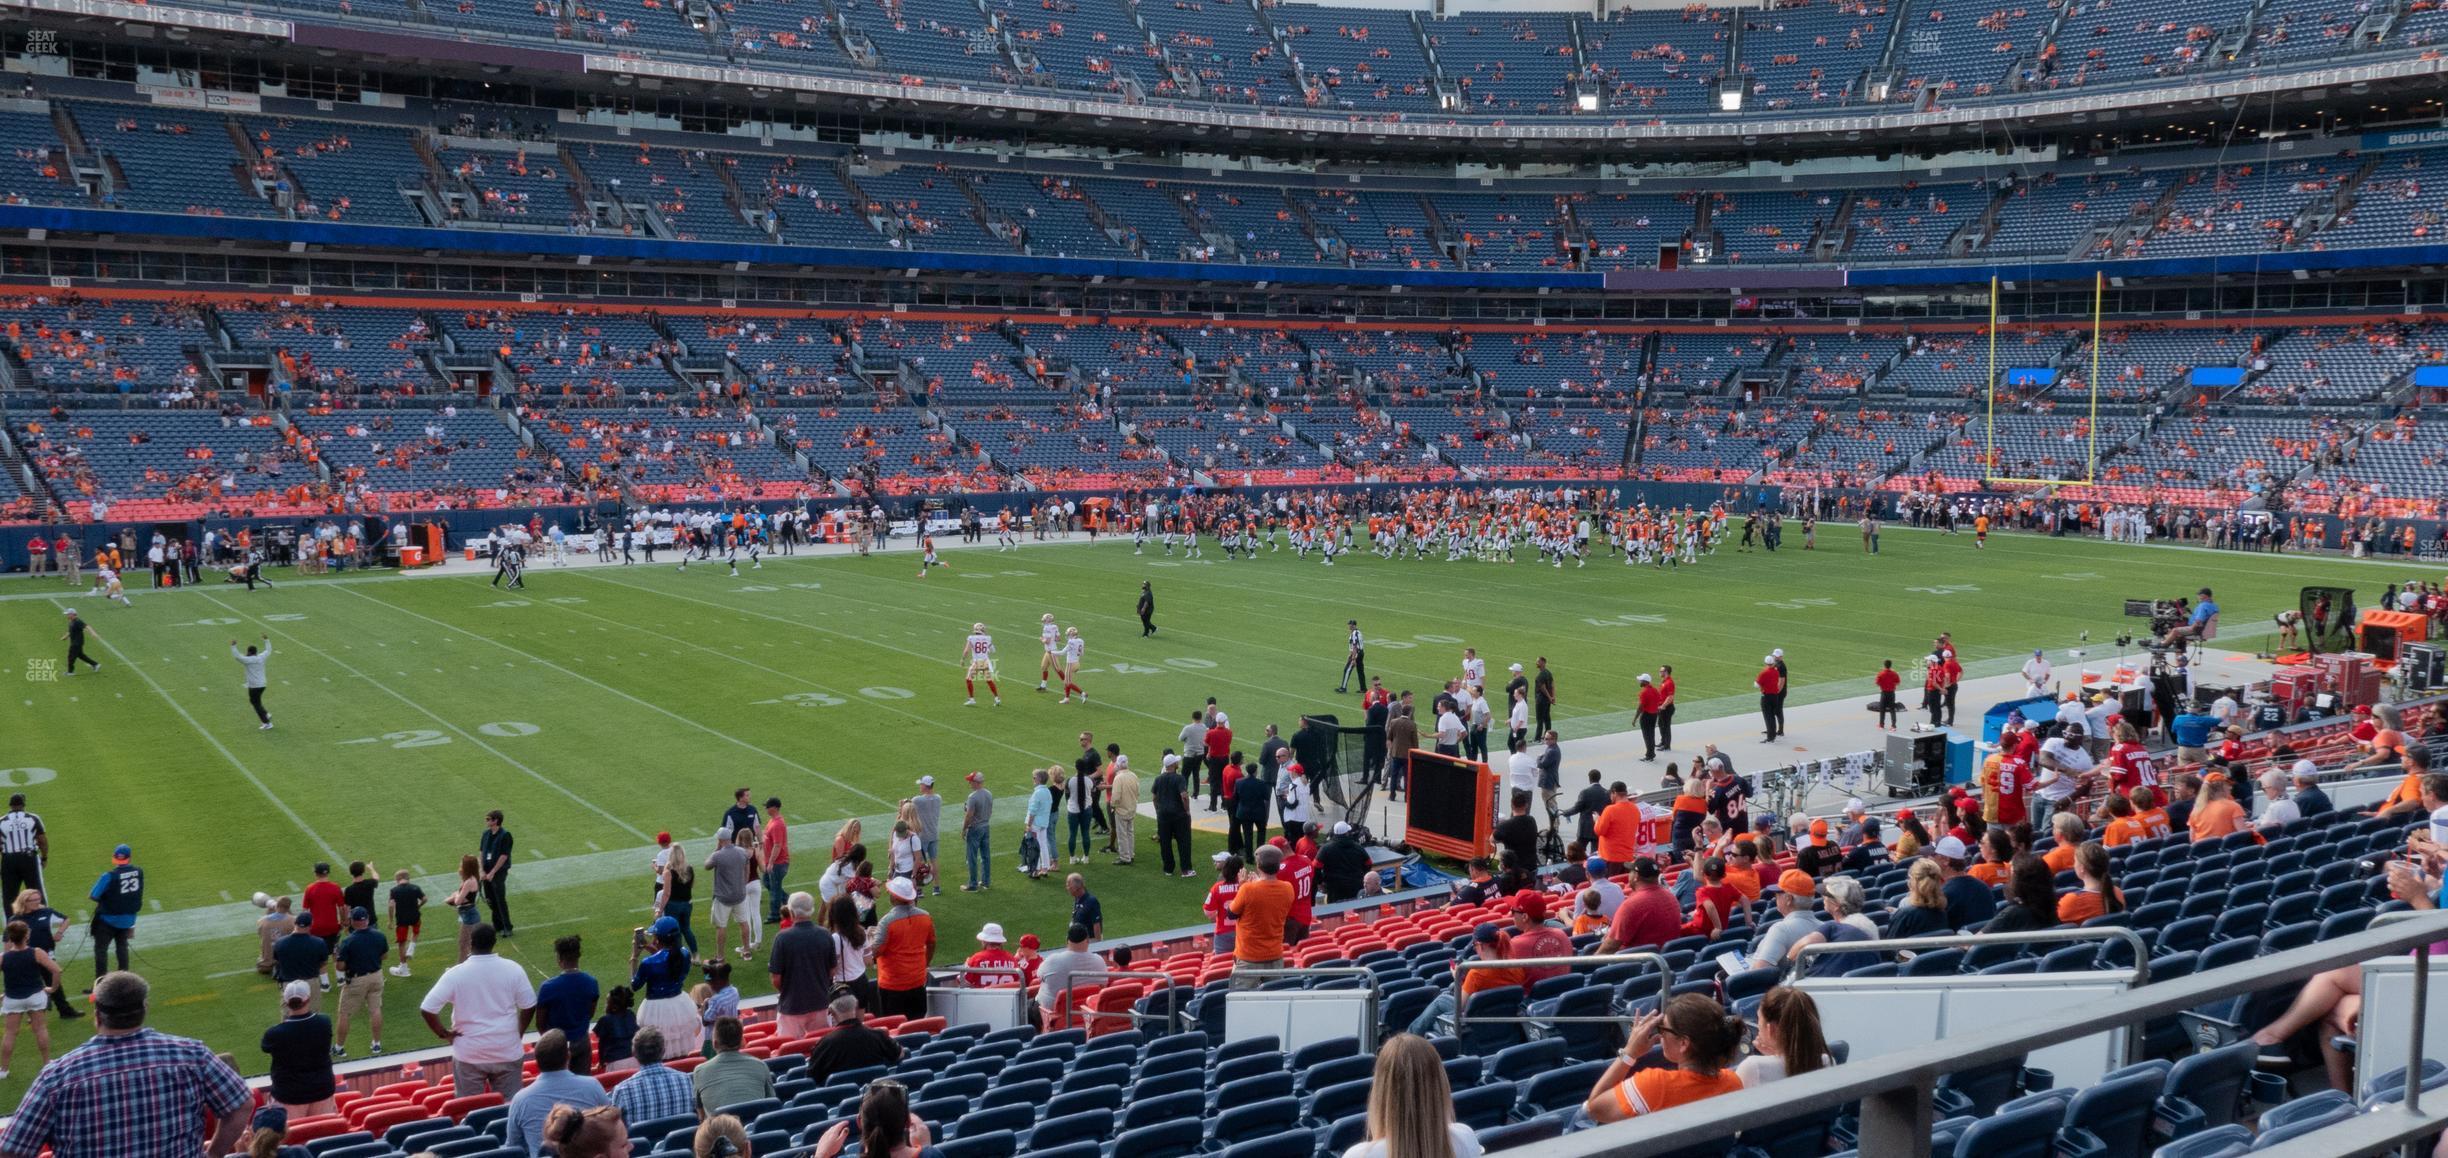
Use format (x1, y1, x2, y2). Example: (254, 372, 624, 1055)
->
(2123, 598, 2186, 639)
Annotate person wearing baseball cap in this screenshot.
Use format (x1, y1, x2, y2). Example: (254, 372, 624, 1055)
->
(1755, 655, 1786, 741)
(331, 906, 392, 1060)
(1927, 835, 1992, 928)
(1596, 857, 1678, 955)
(872, 877, 934, 1019)
(88, 842, 144, 983)
(959, 771, 993, 892)
(263, 979, 337, 1117)
(1795, 819, 1839, 879)
(1508, 891, 1573, 983)
(2290, 760, 2333, 818)
(1754, 871, 1822, 966)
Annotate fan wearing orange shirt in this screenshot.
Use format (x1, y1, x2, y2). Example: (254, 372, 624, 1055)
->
(2132, 786, 2173, 841)
(1968, 828, 2015, 887)
(1593, 785, 1644, 871)
(2187, 778, 2249, 843)
(1584, 993, 1748, 1125)
(2099, 795, 2146, 848)
(1225, 845, 1295, 984)
(2055, 842, 2126, 924)
(2040, 814, 2084, 874)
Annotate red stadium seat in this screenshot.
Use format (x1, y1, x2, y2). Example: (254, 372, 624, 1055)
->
(595, 1071, 631, 1092)
(894, 1016, 947, 1037)
(1086, 983, 1144, 1038)
(373, 1079, 433, 1100)
(439, 1093, 504, 1122)
(356, 1105, 427, 1138)
(283, 1116, 353, 1145)
(343, 1098, 408, 1128)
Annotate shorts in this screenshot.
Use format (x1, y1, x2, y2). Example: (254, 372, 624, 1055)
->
(394, 924, 420, 948)
(1, 993, 46, 1015)
(337, 973, 385, 1020)
(711, 898, 745, 928)
(775, 1008, 831, 1039)
(966, 660, 998, 679)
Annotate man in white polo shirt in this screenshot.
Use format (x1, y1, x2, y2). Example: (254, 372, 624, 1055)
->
(417, 924, 537, 1097)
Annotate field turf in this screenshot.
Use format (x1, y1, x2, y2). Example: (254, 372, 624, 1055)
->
(0, 528, 2393, 1092)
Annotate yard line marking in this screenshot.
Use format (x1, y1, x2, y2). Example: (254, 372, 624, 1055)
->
(205, 967, 261, 980)
(204, 595, 655, 843)
(522, 592, 1059, 769)
(331, 585, 895, 809)
(578, 570, 1193, 732)
(47, 597, 340, 862)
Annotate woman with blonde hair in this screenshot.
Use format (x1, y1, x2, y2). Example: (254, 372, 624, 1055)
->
(657, 841, 699, 954)
(1343, 1033, 1476, 1158)
(442, 855, 483, 962)
(1584, 993, 1746, 1124)
(1886, 858, 1953, 940)
(693, 1114, 751, 1158)
(542, 1104, 632, 1158)
(832, 818, 864, 864)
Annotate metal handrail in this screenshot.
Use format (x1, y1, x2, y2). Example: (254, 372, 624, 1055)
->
(1502, 913, 2448, 1158)
(1792, 926, 2152, 1058)
(1453, 953, 1673, 1029)
(1789, 925, 2151, 985)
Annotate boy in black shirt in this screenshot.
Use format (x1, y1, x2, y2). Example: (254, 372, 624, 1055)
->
(385, 870, 425, 978)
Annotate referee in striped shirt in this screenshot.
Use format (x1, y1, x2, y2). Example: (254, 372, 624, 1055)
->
(0, 794, 45, 907)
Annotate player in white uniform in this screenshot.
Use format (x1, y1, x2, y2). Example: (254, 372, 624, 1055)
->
(1059, 628, 1086, 703)
(94, 565, 131, 608)
(962, 623, 1000, 706)
(1461, 648, 1487, 693)
(1037, 613, 1062, 691)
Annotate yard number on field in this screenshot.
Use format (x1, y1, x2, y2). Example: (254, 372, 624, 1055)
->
(338, 723, 542, 748)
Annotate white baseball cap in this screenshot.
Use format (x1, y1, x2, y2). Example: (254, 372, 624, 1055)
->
(1162, 753, 1180, 767)
(1763, 654, 1776, 664)
(916, 775, 935, 787)
(1211, 851, 1232, 864)
(2292, 759, 2319, 781)
(1845, 797, 1866, 814)
(1509, 663, 1523, 673)
(1332, 822, 1352, 835)
(1637, 673, 1652, 683)
(281, 980, 313, 1005)
(1933, 835, 1971, 861)
(1772, 649, 1784, 658)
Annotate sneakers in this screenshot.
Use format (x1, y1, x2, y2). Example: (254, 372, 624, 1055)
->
(330, 1045, 346, 1058)
(369, 1043, 384, 1057)
(319, 976, 331, 991)
(388, 964, 411, 978)
(964, 698, 976, 706)
(993, 697, 1001, 706)
(260, 721, 274, 731)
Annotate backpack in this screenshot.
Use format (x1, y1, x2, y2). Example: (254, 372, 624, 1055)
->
(1018, 828, 1041, 868)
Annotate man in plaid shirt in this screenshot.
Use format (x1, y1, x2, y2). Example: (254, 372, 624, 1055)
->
(0, 973, 251, 1158)
(607, 1026, 693, 1124)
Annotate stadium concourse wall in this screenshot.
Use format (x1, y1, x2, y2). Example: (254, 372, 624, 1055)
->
(18, 199, 2448, 291)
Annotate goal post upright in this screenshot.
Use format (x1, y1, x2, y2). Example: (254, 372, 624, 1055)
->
(1982, 270, 2106, 490)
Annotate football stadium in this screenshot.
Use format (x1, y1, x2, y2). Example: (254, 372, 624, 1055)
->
(9, 0, 2448, 1153)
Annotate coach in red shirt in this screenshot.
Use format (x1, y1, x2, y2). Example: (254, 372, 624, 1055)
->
(1637, 675, 1664, 761)
(1755, 657, 1785, 742)
(1874, 661, 1902, 729)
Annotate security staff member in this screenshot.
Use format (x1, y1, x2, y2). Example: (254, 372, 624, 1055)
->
(0, 794, 48, 907)
(88, 843, 143, 982)
(1136, 581, 1157, 637)
(1337, 620, 1366, 694)
(59, 609, 99, 675)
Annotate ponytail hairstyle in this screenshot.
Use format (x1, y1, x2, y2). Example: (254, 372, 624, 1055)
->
(543, 1105, 627, 1158)
(858, 1080, 912, 1158)
(1661, 993, 1746, 1076)
(693, 1114, 750, 1158)
(2076, 841, 2123, 913)
(247, 1128, 284, 1158)
(1757, 987, 1830, 1079)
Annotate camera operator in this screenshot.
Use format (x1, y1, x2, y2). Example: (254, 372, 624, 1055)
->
(2159, 587, 2220, 647)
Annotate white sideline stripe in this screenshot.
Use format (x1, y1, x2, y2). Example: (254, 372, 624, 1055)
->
(85, 804, 915, 952)
(49, 596, 341, 862)
(516, 586, 1060, 773)
(328, 584, 895, 809)
(202, 594, 656, 844)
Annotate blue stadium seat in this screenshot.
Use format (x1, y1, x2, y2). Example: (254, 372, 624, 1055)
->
(1215, 1129, 1318, 1158)
(976, 1078, 1054, 1112)
(1043, 1086, 1123, 1120)
(1119, 1090, 1207, 1134)
(1210, 1097, 1301, 1148)
(2054, 1061, 2167, 1158)
(1452, 1081, 1522, 1131)
(2156, 1041, 2260, 1137)
(2151, 1124, 2251, 1158)
(1212, 1052, 1285, 1087)
(1211, 1072, 1296, 1112)
(1059, 1064, 1131, 1095)
(1213, 1035, 1280, 1064)
(1951, 1098, 2064, 1158)
(1299, 1053, 1375, 1095)
(1108, 1119, 1205, 1158)
(1303, 1078, 1373, 1128)
(1478, 1111, 1568, 1153)
(1516, 1061, 1610, 1118)
(1023, 1109, 1113, 1151)
(949, 1104, 1034, 1140)
(1287, 1036, 1360, 1070)
(1129, 1068, 1203, 1103)
(933, 1129, 1017, 1158)
(1456, 988, 1529, 1055)
(1487, 1039, 1565, 1084)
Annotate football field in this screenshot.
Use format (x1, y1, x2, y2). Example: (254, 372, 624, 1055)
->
(0, 527, 2393, 1089)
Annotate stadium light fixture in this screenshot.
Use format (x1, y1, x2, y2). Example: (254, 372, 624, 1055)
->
(1719, 89, 1742, 112)
(1576, 91, 1598, 113)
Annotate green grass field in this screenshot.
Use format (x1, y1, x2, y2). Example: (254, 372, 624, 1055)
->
(0, 527, 2397, 1093)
